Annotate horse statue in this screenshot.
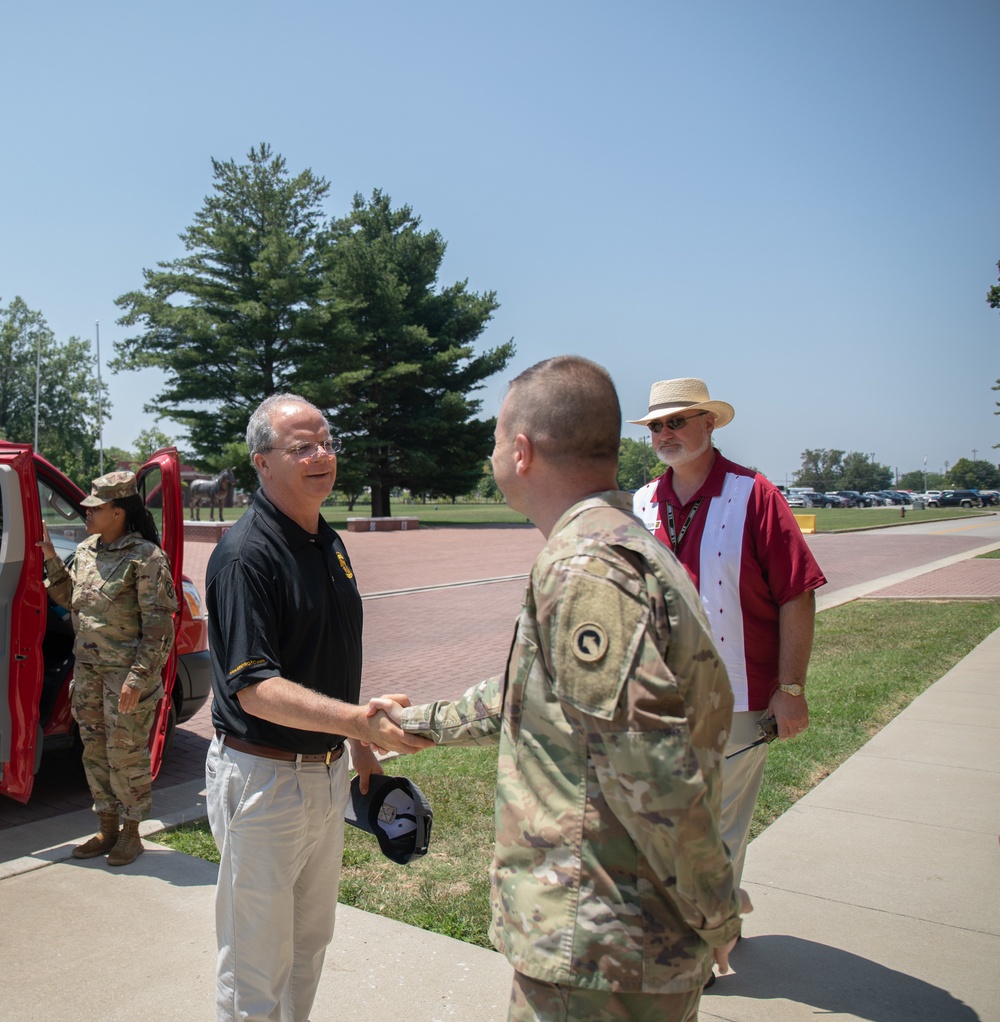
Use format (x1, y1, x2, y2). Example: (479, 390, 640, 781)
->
(189, 467, 236, 521)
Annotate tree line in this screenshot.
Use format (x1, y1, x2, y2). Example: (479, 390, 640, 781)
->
(6, 218, 997, 505)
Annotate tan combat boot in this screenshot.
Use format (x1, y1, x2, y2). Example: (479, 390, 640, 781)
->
(107, 819, 144, 867)
(72, 811, 120, 859)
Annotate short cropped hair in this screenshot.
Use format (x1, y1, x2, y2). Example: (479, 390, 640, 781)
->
(503, 356, 620, 465)
(246, 393, 328, 474)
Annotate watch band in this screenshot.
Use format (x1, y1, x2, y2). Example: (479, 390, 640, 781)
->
(778, 683, 804, 697)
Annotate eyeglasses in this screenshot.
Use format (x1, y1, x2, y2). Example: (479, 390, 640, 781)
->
(267, 439, 343, 458)
(648, 411, 708, 434)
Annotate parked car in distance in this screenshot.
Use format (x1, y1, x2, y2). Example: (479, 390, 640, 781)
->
(876, 490, 908, 505)
(784, 491, 808, 507)
(0, 443, 211, 804)
(923, 490, 942, 503)
(925, 489, 983, 508)
(833, 490, 866, 507)
(977, 490, 999, 506)
(862, 492, 889, 506)
(805, 492, 845, 508)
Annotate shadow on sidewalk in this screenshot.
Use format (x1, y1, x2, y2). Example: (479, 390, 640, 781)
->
(712, 934, 979, 1021)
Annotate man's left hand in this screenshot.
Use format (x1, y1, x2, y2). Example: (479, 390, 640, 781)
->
(768, 688, 809, 740)
(348, 739, 384, 794)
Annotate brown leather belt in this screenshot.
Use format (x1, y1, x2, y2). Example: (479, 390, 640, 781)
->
(217, 731, 344, 765)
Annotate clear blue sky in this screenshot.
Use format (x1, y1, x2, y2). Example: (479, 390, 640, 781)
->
(3, 0, 997, 484)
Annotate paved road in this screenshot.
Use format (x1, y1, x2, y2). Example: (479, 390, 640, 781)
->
(4, 513, 999, 831)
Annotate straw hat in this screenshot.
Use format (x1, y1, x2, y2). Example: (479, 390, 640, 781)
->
(627, 378, 734, 428)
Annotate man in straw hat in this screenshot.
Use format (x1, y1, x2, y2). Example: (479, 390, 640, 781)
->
(630, 378, 826, 926)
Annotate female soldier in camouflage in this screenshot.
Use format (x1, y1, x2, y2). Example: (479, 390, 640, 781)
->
(38, 471, 177, 866)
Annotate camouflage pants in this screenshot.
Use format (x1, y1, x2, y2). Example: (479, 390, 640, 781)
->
(71, 662, 157, 821)
(508, 972, 701, 1022)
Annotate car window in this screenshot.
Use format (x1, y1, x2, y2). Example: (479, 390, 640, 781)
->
(38, 478, 87, 557)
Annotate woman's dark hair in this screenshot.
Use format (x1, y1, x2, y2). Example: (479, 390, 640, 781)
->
(112, 495, 162, 547)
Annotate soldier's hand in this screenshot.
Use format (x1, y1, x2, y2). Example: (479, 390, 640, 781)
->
(713, 935, 739, 976)
(361, 707, 433, 756)
(36, 524, 57, 561)
(118, 684, 140, 714)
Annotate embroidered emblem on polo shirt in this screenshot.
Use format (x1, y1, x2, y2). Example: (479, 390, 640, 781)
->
(337, 551, 354, 579)
(229, 657, 267, 677)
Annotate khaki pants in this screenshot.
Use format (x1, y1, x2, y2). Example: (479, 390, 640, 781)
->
(206, 735, 349, 1022)
(721, 709, 770, 889)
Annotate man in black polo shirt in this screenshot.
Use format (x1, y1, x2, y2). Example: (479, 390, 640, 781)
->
(205, 393, 431, 1022)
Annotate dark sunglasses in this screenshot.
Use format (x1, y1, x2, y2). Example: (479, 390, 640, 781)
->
(648, 411, 708, 434)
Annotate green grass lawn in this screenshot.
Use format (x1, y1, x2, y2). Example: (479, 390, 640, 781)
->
(203, 501, 990, 533)
(154, 598, 1000, 948)
(794, 506, 993, 531)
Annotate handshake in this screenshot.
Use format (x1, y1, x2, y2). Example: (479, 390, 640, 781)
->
(359, 693, 431, 757)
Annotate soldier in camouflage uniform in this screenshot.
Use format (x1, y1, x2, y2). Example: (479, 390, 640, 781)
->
(371, 357, 741, 1022)
(39, 471, 177, 866)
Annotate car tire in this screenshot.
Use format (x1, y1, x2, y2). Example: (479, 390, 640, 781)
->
(961, 500, 971, 508)
(163, 699, 178, 755)
(928, 501, 939, 507)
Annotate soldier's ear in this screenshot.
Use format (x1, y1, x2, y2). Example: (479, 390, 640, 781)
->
(513, 433, 533, 476)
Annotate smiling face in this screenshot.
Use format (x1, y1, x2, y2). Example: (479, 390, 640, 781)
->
(253, 400, 337, 526)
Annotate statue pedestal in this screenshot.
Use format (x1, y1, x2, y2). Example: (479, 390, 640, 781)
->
(183, 521, 232, 543)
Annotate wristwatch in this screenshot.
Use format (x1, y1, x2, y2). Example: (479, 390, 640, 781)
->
(778, 683, 804, 697)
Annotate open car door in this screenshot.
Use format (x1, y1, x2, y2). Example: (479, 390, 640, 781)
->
(0, 446, 47, 803)
(136, 448, 184, 778)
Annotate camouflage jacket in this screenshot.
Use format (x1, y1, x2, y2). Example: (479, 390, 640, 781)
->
(401, 492, 740, 993)
(45, 532, 177, 695)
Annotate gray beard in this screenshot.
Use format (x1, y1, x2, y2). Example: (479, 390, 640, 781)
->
(655, 431, 711, 468)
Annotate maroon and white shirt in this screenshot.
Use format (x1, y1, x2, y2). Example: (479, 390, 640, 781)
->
(633, 451, 826, 712)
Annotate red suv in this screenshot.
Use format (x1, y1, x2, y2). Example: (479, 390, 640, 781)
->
(0, 443, 210, 804)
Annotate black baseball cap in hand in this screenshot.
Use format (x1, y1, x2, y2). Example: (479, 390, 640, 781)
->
(344, 773, 432, 865)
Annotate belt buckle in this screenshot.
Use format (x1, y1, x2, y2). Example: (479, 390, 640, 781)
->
(324, 748, 334, 766)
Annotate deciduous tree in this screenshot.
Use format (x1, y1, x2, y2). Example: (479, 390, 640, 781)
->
(947, 457, 1000, 490)
(617, 437, 655, 491)
(793, 448, 845, 491)
(0, 296, 107, 486)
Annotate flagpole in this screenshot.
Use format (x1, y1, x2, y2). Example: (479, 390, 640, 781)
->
(96, 321, 104, 475)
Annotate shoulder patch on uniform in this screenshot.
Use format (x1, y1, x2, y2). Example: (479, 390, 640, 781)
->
(572, 623, 608, 662)
(336, 551, 354, 579)
(555, 574, 647, 720)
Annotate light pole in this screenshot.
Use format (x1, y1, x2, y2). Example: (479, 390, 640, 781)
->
(33, 325, 41, 451)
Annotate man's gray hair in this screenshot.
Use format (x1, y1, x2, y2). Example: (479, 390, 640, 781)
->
(246, 393, 327, 477)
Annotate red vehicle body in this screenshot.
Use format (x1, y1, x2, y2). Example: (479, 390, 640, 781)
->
(0, 443, 210, 804)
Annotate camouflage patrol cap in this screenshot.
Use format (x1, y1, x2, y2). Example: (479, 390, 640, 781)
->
(80, 470, 139, 506)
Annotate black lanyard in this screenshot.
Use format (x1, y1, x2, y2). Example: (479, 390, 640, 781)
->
(665, 498, 703, 552)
